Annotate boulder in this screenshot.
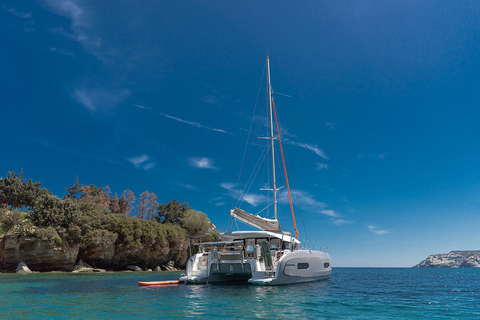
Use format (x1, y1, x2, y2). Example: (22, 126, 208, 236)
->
(125, 265, 142, 272)
(162, 260, 175, 271)
(16, 261, 32, 273)
(72, 259, 94, 273)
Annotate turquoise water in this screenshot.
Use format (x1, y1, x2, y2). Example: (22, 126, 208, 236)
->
(1, 268, 479, 319)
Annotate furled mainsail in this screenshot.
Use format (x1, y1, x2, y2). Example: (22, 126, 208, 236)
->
(230, 208, 282, 233)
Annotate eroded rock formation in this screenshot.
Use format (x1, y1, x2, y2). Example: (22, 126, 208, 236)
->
(414, 250, 480, 268)
(0, 232, 188, 272)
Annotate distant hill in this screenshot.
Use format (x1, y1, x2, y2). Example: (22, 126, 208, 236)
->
(414, 250, 480, 268)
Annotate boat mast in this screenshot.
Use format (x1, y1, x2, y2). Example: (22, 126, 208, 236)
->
(266, 56, 278, 220)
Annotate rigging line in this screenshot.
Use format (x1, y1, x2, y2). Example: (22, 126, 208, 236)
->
(283, 134, 310, 250)
(271, 97, 299, 241)
(233, 63, 266, 209)
(238, 143, 269, 208)
(235, 90, 269, 208)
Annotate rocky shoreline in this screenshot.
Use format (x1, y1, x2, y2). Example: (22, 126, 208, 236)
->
(0, 232, 189, 273)
(414, 250, 480, 268)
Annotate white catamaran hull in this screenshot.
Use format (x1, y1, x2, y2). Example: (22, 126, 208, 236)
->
(248, 250, 331, 286)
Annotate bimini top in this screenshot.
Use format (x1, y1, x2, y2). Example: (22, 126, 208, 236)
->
(221, 230, 300, 245)
(230, 208, 282, 233)
(192, 240, 244, 247)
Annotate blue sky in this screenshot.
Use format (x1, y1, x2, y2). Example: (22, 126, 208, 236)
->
(2, 1, 480, 267)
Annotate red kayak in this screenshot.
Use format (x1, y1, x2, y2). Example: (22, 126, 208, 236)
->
(138, 280, 182, 286)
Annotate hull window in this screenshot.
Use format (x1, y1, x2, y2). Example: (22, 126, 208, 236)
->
(324, 262, 330, 268)
(297, 263, 309, 270)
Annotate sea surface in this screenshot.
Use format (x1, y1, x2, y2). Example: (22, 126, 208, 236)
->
(1, 268, 479, 319)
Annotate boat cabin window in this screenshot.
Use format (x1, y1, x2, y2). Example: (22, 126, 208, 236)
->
(298, 263, 309, 270)
(282, 242, 292, 250)
(245, 239, 255, 257)
(270, 239, 281, 250)
(324, 262, 330, 268)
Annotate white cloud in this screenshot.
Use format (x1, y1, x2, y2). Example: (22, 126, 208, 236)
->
(160, 112, 232, 135)
(128, 154, 148, 166)
(128, 154, 155, 171)
(368, 225, 390, 235)
(133, 104, 153, 110)
(220, 182, 236, 190)
(189, 157, 218, 169)
(321, 209, 338, 217)
(142, 162, 155, 170)
(332, 219, 354, 226)
(176, 182, 198, 190)
(45, 0, 102, 49)
(316, 162, 329, 170)
(278, 189, 326, 209)
(288, 141, 328, 159)
(73, 87, 130, 112)
(242, 194, 265, 207)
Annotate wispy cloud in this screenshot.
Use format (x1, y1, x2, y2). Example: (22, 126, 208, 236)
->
(321, 209, 338, 217)
(128, 154, 155, 171)
(316, 162, 329, 170)
(287, 141, 328, 159)
(189, 157, 218, 169)
(159, 112, 232, 134)
(278, 189, 326, 209)
(220, 182, 236, 190)
(357, 152, 390, 159)
(175, 182, 198, 190)
(133, 104, 153, 110)
(242, 194, 266, 206)
(134, 104, 232, 135)
(73, 87, 130, 112)
(332, 219, 354, 226)
(4, 6, 32, 19)
(220, 182, 266, 207)
(368, 225, 390, 235)
(44, 0, 102, 49)
(379, 152, 390, 159)
(326, 122, 337, 129)
(203, 95, 218, 104)
(210, 197, 226, 206)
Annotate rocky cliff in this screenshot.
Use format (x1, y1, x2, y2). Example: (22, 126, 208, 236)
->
(414, 250, 480, 268)
(0, 232, 189, 272)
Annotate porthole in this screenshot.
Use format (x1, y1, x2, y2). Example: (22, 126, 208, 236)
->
(297, 263, 309, 269)
(324, 262, 330, 268)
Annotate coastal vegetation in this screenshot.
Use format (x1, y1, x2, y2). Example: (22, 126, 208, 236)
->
(0, 170, 218, 271)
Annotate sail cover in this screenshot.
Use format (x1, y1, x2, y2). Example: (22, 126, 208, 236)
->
(230, 208, 282, 233)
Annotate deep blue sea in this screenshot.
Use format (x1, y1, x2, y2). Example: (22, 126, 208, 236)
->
(1, 268, 479, 319)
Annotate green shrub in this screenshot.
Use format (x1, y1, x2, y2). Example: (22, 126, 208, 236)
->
(34, 226, 58, 239)
(55, 235, 63, 246)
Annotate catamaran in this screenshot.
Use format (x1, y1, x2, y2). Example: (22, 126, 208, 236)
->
(183, 56, 331, 285)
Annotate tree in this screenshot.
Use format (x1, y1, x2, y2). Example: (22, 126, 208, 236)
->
(63, 176, 81, 199)
(136, 191, 158, 220)
(30, 194, 79, 228)
(74, 184, 112, 210)
(0, 171, 47, 211)
(181, 209, 211, 235)
(121, 190, 136, 216)
(156, 200, 190, 224)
